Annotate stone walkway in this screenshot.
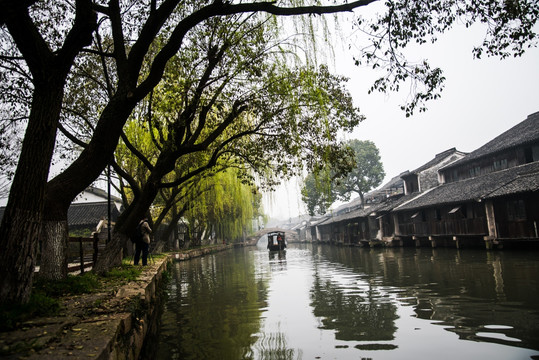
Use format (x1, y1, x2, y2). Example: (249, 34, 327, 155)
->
(1, 256, 168, 360)
(0, 244, 234, 359)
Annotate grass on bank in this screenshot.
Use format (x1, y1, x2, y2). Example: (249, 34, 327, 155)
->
(0, 257, 159, 332)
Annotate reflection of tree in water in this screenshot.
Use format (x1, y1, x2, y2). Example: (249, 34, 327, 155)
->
(252, 330, 299, 360)
(156, 250, 268, 360)
(310, 269, 398, 342)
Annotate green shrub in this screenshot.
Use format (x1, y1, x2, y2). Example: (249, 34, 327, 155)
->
(33, 272, 100, 297)
(104, 264, 142, 282)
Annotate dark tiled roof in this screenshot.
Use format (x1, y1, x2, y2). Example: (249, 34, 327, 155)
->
(375, 193, 420, 212)
(333, 170, 407, 215)
(322, 200, 398, 225)
(0, 202, 120, 227)
(404, 148, 466, 176)
(443, 111, 539, 170)
(486, 167, 539, 198)
(395, 161, 539, 211)
(333, 196, 362, 214)
(373, 172, 405, 194)
(68, 202, 120, 226)
(313, 216, 332, 226)
(322, 172, 411, 224)
(325, 207, 371, 224)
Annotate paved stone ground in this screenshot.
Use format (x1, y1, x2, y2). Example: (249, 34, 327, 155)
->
(0, 259, 168, 360)
(0, 245, 235, 359)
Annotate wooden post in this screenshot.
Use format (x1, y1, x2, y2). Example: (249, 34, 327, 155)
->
(93, 233, 99, 266)
(79, 237, 84, 274)
(429, 236, 437, 248)
(393, 213, 400, 236)
(484, 200, 498, 238)
(483, 200, 498, 250)
(378, 216, 384, 239)
(453, 236, 460, 249)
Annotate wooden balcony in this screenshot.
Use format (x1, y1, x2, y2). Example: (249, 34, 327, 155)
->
(399, 218, 488, 237)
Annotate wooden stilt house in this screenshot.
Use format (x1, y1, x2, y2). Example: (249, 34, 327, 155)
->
(394, 111, 539, 248)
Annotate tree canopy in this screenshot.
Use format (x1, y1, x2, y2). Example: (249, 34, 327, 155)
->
(301, 140, 384, 216)
(301, 167, 336, 216)
(333, 139, 385, 204)
(88, 13, 363, 273)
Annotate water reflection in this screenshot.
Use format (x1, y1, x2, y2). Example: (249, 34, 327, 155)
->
(310, 264, 399, 342)
(148, 245, 539, 360)
(315, 246, 539, 353)
(254, 330, 297, 360)
(268, 250, 287, 271)
(151, 249, 268, 360)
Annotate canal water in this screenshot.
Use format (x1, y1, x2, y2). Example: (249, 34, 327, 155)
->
(147, 244, 539, 360)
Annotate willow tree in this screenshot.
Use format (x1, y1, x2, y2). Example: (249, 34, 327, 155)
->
(1, 1, 372, 295)
(115, 117, 261, 250)
(1, 1, 537, 303)
(184, 169, 263, 245)
(91, 14, 363, 273)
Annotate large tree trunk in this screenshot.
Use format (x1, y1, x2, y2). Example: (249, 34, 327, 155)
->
(93, 179, 161, 273)
(0, 83, 64, 304)
(43, 94, 137, 275)
(0, 0, 101, 304)
(0, 0, 96, 304)
(159, 204, 186, 251)
(38, 220, 69, 281)
(0, 208, 41, 304)
(92, 232, 125, 275)
(162, 221, 178, 251)
(40, 180, 75, 281)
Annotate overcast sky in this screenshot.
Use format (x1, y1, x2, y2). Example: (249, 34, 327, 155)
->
(263, 18, 539, 221)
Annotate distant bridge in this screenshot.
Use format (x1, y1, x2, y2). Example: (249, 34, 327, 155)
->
(245, 227, 298, 246)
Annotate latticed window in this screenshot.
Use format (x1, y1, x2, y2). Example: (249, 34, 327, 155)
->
(493, 159, 507, 171)
(469, 166, 481, 177)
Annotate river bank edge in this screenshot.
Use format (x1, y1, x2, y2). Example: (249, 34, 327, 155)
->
(0, 243, 236, 360)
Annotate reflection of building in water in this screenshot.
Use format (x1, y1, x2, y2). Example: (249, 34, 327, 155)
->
(311, 245, 539, 352)
(490, 255, 505, 301)
(375, 248, 539, 351)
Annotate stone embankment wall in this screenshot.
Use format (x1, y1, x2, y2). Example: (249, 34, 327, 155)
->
(172, 244, 233, 261)
(0, 244, 232, 360)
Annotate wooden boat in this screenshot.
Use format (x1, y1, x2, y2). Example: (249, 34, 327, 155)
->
(267, 231, 286, 251)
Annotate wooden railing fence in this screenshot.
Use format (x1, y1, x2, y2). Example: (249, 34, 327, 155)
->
(67, 233, 100, 274)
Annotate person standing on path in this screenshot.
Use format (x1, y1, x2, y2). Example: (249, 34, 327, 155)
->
(134, 218, 152, 266)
